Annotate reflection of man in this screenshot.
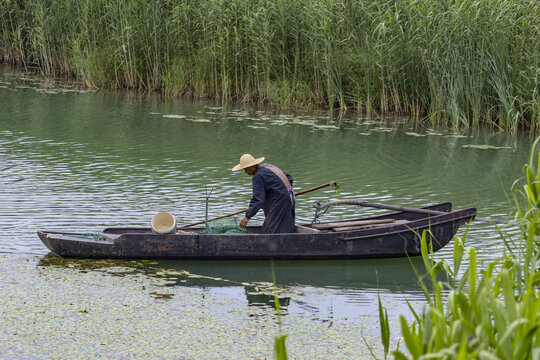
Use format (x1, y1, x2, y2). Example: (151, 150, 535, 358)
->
(244, 286, 291, 308)
(232, 154, 295, 233)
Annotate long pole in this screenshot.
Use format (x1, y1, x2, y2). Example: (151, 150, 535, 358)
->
(314, 199, 510, 225)
(182, 181, 337, 228)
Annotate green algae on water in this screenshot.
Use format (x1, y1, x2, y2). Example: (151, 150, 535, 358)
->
(0, 255, 397, 359)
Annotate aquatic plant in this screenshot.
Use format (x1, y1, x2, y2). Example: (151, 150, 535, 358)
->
(272, 260, 289, 360)
(0, 0, 538, 131)
(379, 140, 540, 358)
(515, 137, 540, 253)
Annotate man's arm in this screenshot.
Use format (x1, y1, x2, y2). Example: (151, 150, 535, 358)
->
(240, 174, 266, 228)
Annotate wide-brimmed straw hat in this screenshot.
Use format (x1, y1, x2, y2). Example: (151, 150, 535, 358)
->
(232, 154, 265, 171)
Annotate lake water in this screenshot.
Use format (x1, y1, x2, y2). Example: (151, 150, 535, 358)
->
(0, 69, 528, 359)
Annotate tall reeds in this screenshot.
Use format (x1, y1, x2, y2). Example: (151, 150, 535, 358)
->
(0, 0, 538, 131)
(379, 138, 540, 359)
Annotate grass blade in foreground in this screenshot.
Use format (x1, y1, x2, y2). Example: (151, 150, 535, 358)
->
(271, 260, 288, 360)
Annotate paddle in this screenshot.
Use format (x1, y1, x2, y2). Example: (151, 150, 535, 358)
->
(181, 181, 338, 228)
(313, 199, 510, 225)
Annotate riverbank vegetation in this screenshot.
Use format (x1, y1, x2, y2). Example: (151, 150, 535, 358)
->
(1, 0, 538, 131)
(379, 139, 540, 359)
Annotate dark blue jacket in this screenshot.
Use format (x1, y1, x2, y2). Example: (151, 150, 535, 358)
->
(246, 164, 295, 233)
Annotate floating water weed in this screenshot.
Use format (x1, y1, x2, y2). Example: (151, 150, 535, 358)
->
(462, 144, 513, 150)
(162, 114, 186, 119)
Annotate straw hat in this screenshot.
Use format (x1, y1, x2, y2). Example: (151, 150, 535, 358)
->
(232, 154, 265, 171)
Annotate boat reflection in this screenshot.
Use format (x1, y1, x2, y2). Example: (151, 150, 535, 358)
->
(166, 257, 430, 289)
(37, 253, 432, 312)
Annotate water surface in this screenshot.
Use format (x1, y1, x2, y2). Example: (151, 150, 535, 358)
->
(0, 70, 527, 358)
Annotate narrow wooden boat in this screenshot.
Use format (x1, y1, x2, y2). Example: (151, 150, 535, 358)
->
(37, 202, 475, 260)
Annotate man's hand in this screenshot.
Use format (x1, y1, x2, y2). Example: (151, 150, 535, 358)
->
(239, 216, 250, 228)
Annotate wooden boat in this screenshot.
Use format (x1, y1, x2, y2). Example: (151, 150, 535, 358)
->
(37, 202, 476, 260)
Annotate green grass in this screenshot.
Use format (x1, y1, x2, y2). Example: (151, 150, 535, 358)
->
(271, 260, 288, 360)
(0, 0, 539, 131)
(378, 138, 540, 359)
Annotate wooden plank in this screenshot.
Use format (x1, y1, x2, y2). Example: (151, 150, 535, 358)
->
(314, 199, 508, 225)
(313, 219, 395, 230)
(332, 220, 410, 232)
(295, 225, 321, 234)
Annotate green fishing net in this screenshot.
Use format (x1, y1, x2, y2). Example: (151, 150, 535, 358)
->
(70, 233, 105, 241)
(203, 218, 247, 234)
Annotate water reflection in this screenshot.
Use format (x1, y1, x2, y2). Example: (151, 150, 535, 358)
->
(37, 254, 429, 289)
(37, 253, 430, 321)
(167, 257, 429, 289)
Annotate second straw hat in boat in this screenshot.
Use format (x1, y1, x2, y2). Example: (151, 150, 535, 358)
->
(232, 154, 265, 171)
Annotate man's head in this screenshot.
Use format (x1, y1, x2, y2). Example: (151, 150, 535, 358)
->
(243, 165, 259, 175)
(232, 154, 264, 174)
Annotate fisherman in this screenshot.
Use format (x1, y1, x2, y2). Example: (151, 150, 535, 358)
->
(232, 154, 295, 233)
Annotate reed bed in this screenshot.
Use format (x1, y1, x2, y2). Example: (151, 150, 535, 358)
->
(0, 0, 538, 131)
(379, 139, 540, 359)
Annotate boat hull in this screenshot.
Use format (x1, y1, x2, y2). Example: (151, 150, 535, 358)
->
(37, 203, 476, 260)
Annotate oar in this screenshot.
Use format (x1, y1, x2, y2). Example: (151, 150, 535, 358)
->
(181, 181, 338, 228)
(313, 199, 510, 225)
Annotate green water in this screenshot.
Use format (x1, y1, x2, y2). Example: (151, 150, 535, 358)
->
(0, 69, 528, 358)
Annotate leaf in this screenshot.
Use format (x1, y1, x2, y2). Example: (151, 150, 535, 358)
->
(378, 293, 390, 358)
(524, 184, 537, 205)
(467, 247, 477, 300)
(400, 315, 421, 358)
(500, 269, 517, 321)
(498, 319, 529, 359)
(456, 335, 468, 360)
(393, 350, 409, 360)
(513, 324, 539, 360)
(453, 235, 465, 276)
(274, 335, 288, 360)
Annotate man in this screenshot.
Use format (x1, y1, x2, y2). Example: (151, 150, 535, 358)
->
(232, 154, 295, 233)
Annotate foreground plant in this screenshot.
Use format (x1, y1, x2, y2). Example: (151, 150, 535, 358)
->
(380, 140, 540, 359)
(271, 261, 288, 360)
